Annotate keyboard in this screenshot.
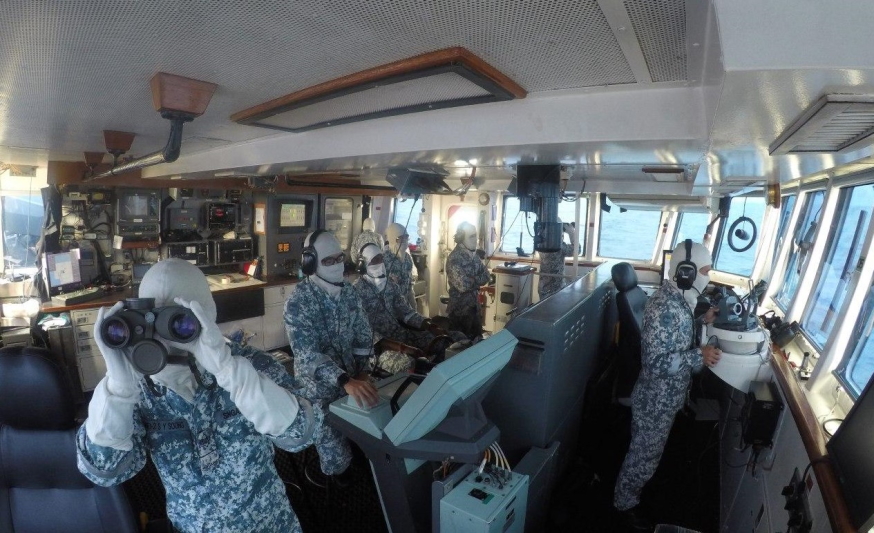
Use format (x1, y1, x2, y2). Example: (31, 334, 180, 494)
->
(51, 287, 105, 306)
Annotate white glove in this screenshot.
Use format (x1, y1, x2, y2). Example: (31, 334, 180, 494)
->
(86, 302, 141, 450)
(171, 297, 300, 437)
(94, 301, 140, 397)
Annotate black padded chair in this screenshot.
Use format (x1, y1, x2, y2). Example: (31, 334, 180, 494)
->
(0, 346, 138, 533)
(611, 263, 648, 406)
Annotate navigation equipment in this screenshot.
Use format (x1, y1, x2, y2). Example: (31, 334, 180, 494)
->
(384, 329, 517, 446)
(274, 198, 313, 234)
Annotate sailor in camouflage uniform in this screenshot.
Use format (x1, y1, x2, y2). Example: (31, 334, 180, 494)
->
(538, 220, 577, 300)
(446, 221, 490, 338)
(350, 217, 383, 264)
(77, 259, 321, 533)
(383, 222, 417, 309)
(614, 241, 721, 528)
(353, 243, 466, 372)
(285, 231, 379, 478)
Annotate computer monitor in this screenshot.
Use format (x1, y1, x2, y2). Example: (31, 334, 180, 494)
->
(115, 189, 160, 223)
(383, 329, 518, 446)
(274, 198, 313, 234)
(132, 263, 153, 285)
(43, 250, 83, 295)
(661, 250, 673, 283)
(826, 374, 874, 531)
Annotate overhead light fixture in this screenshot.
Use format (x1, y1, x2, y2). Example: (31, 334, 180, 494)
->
(642, 166, 686, 182)
(231, 47, 526, 132)
(770, 94, 874, 155)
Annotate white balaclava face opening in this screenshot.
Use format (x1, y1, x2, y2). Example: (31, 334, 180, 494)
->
(669, 240, 713, 309)
(458, 222, 478, 252)
(361, 243, 387, 291)
(308, 230, 345, 295)
(386, 222, 409, 255)
(138, 259, 217, 386)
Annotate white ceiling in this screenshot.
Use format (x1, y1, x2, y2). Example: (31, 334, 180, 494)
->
(2, 0, 874, 194)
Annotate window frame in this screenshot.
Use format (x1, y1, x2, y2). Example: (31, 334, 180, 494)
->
(773, 190, 824, 312)
(596, 199, 664, 262)
(800, 181, 874, 350)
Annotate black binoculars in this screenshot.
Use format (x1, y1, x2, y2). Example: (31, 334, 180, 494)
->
(100, 297, 202, 375)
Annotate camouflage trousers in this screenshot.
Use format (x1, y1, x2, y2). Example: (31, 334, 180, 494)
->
(315, 405, 353, 476)
(613, 386, 681, 511)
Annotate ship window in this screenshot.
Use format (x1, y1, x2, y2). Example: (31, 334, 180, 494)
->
(771, 194, 798, 274)
(1, 195, 43, 275)
(671, 212, 710, 248)
(598, 200, 661, 261)
(713, 196, 766, 276)
(393, 197, 421, 245)
(802, 183, 874, 349)
(835, 282, 874, 399)
(775, 191, 824, 311)
(499, 196, 587, 256)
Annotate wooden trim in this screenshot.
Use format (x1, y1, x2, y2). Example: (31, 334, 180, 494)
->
(231, 47, 527, 124)
(771, 348, 856, 533)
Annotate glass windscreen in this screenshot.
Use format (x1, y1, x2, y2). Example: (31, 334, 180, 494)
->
(774, 191, 824, 310)
(500, 196, 587, 255)
(598, 201, 661, 261)
(713, 196, 766, 276)
(837, 283, 874, 398)
(803, 183, 874, 348)
(771, 194, 797, 270)
(672, 212, 711, 247)
(394, 197, 421, 244)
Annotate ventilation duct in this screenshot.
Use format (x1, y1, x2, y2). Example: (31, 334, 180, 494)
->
(770, 94, 874, 155)
(231, 47, 526, 132)
(87, 73, 217, 181)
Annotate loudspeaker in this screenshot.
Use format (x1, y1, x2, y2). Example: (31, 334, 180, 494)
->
(742, 381, 783, 447)
(301, 229, 328, 276)
(674, 239, 697, 291)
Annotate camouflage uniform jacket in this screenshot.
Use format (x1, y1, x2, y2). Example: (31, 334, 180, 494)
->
(350, 230, 384, 262)
(537, 241, 573, 299)
(632, 281, 703, 412)
(284, 278, 373, 403)
(446, 244, 490, 316)
(352, 276, 426, 346)
(76, 343, 321, 533)
(383, 249, 414, 295)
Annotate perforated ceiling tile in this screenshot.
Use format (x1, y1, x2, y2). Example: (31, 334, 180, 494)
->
(624, 0, 687, 82)
(0, 0, 651, 158)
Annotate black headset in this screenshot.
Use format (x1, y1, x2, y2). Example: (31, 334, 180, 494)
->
(356, 243, 379, 275)
(673, 238, 697, 291)
(301, 229, 329, 276)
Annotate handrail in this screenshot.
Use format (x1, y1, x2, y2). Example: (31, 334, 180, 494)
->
(770, 348, 855, 533)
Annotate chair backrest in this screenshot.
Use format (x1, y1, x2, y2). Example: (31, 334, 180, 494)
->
(611, 262, 647, 337)
(0, 345, 138, 533)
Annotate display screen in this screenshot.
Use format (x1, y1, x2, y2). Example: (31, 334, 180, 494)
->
(45, 250, 83, 292)
(826, 374, 874, 531)
(117, 189, 159, 223)
(279, 203, 307, 227)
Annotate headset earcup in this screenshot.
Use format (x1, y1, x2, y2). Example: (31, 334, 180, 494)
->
(301, 247, 317, 276)
(356, 257, 367, 275)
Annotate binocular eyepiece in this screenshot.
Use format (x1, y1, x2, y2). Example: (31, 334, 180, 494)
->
(100, 297, 201, 375)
